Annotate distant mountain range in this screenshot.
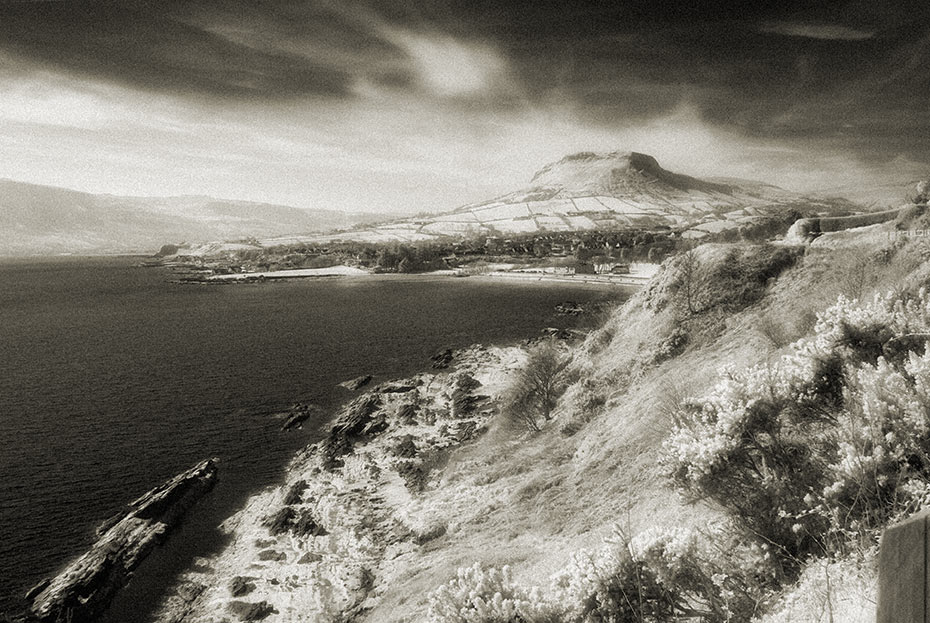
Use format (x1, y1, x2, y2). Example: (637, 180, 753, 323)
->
(268, 151, 862, 247)
(0, 179, 380, 256)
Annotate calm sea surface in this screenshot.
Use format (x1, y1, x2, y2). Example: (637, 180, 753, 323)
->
(0, 257, 625, 618)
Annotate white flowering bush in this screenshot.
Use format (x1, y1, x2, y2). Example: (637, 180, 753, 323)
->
(665, 288, 930, 571)
(550, 526, 769, 623)
(427, 563, 558, 623)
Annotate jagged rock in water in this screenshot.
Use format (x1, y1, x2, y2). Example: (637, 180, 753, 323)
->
(282, 480, 308, 506)
(330, 394, 383, 439)
(339, 374, 372, 391)
(228, 600, 276, 621)
(397, 402, 419, 425)
(555, 301, 584, 316)
(27, 458, 218, 623)
(281, 403, 320, 431)
(321, 394, 384, 469)
(541, 327, 574, 340)
(391, 434, 419, 459)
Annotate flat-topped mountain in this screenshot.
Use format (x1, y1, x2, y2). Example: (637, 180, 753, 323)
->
(0, 179, 379, 256)
(526, 151, 733, 197)
(281, 151, 858, 247)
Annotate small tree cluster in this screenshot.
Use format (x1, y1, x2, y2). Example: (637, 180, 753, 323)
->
(673, 244, 801, 317)
(502, 341, 573, 432)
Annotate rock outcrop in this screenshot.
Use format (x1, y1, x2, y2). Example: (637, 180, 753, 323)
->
(338, 375, 372, 391)
(27, 458, 219, 623)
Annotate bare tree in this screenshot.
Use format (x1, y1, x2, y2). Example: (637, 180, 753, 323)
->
(502, 341, 573, 431)
(680, 246, 702, 315)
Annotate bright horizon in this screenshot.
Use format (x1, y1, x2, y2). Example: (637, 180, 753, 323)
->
(1, 1, 928, 214)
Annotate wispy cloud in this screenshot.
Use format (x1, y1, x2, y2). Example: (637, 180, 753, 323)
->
(760, 21, 875, 41)
(381, 29, 512, 99)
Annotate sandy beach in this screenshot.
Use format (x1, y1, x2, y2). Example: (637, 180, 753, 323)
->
(206, 266, 370, 281)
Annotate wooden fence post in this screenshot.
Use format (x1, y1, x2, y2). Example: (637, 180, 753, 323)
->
(877, 509, 930, 622)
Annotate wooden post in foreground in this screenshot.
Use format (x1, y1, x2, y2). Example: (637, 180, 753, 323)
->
(877, 509, 930, 623)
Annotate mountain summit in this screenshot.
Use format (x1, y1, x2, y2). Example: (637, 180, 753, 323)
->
(527, 151, 732, 198)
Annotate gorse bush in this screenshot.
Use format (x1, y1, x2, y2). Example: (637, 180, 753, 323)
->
(427, 563, 558, 623)
(665, 289, 930, 573)
(429, 527, 770, 623)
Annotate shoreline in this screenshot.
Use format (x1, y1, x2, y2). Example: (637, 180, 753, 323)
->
(173, 264, 657, 290)
(147, 344, 526, 622)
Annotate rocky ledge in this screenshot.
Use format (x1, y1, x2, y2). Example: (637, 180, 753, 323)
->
(25, 458, 219, 623)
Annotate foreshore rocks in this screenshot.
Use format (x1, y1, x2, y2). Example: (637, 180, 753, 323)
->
(26, 458, 219, 623)
(147, 345, 523, 623)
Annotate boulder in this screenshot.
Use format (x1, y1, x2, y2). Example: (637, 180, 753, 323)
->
(915, 180, 930, 205)
(430, 349, 454, 369)
(281, 403, 320, 431)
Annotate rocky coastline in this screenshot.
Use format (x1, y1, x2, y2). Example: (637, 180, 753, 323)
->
(147, 345, 523, 623)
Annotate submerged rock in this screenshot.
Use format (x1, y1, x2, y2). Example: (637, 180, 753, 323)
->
(555, 301, 585, 315)
(27, 458, 219, 623)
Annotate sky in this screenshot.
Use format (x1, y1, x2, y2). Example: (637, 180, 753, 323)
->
(0, 0, 928, 213)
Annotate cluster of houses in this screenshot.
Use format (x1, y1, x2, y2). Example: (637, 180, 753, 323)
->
(513, 258, 630, 276)
(542, 261, 631, 276)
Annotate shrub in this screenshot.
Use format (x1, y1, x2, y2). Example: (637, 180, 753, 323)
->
(552, 527, 770, 623)
(427, 563, 558, 623)
(664, 289, 930, 572)
(668, 244, 801, 319)
(501, 341, 573, 432)
(708, 245, 801, 312)
(559, 376, 609, 436)
(652, 326, 689, 363)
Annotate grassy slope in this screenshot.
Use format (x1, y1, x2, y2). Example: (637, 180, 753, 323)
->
(361, 219, 928, 622)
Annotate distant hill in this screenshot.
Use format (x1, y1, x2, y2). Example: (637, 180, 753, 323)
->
(0, 179, 380, 256)
(282, 151, 861, 246)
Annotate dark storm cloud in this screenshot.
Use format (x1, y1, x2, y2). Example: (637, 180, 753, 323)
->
(1, 0, 928, 163)
(0, 1, 363, 98)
